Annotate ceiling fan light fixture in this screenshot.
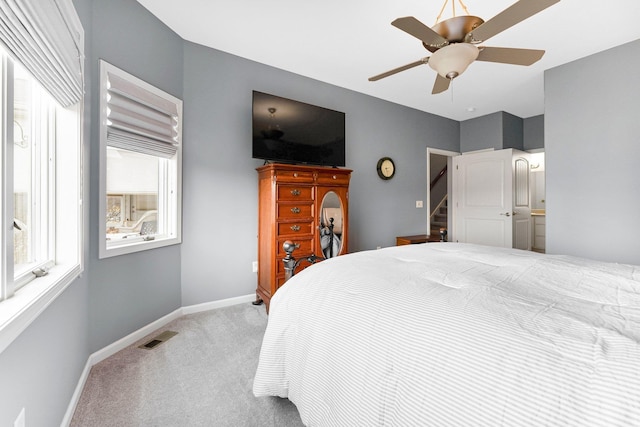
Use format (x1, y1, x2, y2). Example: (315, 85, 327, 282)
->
(428, 43, 479, 80)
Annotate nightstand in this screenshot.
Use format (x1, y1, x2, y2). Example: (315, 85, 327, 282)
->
(396, 234, 443, 246)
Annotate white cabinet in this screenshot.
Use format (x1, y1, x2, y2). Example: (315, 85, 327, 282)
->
(532, 215, 546, 252)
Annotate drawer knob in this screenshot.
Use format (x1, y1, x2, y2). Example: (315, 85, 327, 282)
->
(332, 175, 337, 179)
(291, 207, 301, 214)
(290, 225, 301, 232)
(293, 173, 298, 177)
(291, 189, 301, 196)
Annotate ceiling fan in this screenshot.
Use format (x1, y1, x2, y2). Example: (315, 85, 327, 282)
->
(369, 0, 561, 94)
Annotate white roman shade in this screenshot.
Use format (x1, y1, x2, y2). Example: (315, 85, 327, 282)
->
(0, 0, 84, 107)
(102, 61, 181, 159)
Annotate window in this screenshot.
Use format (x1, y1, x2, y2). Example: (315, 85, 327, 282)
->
(1, 52, 82, 319)
(99, 61, 182, 258)
(12, 60, 56, 285)
(0, 0, 83, 353)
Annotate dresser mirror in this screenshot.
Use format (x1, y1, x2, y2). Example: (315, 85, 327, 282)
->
(319, 191, 343, 258)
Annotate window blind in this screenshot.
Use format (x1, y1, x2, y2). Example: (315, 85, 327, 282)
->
(0, 0, 84, 107)
(103, 61, 181, 159)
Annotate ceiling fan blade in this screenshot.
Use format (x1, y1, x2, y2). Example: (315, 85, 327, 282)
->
(467, 0, 560, 43)
(432, 74, 450, 94)
(476, 47, 545, 65)
(369, 58, 428, 82)
(392, 17, 449, 48)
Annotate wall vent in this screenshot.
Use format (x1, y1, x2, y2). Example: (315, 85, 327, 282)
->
(139, 330, 178, 350)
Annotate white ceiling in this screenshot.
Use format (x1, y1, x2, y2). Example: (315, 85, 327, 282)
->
(136, 0, 640, 121)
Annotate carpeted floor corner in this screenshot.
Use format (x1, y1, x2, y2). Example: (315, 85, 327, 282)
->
(71, 303, 303, 426)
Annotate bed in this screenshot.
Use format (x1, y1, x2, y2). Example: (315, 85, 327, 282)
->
(253, 243, 640, 426)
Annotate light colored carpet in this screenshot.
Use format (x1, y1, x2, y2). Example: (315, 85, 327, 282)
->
(71, 303, 303, 426)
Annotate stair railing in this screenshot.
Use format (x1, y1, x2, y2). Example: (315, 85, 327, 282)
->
(430, 164, 447, 190)
(430, 195, 448, 222)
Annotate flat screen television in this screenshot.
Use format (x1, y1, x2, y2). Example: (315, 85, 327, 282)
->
(252, 91, 345, 167)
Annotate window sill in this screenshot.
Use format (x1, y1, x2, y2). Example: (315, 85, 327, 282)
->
(0, 263, 81, 354)
(100, 234, 181, 259)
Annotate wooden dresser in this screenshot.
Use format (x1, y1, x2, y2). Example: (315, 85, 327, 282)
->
(256, 163, 351, 310)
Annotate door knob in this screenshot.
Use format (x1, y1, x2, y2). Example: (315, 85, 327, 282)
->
(500, 212, 511, 217)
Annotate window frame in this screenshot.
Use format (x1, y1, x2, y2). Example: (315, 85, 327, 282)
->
(12, 62, 57, 289)
(98, 61, 182, 259)
(0, 51, 83, 355)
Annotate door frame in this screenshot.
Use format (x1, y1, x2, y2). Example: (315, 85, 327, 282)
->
(426, 148, 459, 239)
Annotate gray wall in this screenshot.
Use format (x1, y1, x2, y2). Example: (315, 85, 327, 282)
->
(524, 115, 544, 150)
(0, 1, 92, 426)
(460, 111, 525, 152)
(87, 0, 183, 351)
(502, 112, 524, 151)
(0, 279, 89, 426)
(460, 112, 503, 152)
(2, 0, 185, 423)
(180, 42, 460, 305)
(545, 39, 640, 264)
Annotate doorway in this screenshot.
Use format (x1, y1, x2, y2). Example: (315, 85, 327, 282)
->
(426, 148, 459, 240)
(529, 150, 546, 252)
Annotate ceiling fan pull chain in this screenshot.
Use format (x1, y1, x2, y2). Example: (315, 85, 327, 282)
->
(450, 78, 454, 103)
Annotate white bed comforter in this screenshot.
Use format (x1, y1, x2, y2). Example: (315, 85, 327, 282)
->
(253, 243, 640, 426)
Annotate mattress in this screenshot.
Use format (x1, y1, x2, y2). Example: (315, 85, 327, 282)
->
(253, 243, 640, 426)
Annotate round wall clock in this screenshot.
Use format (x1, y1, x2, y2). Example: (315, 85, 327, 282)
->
(376, 157, 395, 180)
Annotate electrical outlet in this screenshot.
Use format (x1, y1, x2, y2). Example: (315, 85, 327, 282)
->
(415, 200, 423, 208)
(252, 261, 258, 273)
(14, 408, 25, 427)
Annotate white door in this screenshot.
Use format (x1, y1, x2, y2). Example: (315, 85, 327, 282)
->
(452, 149, 531, 249)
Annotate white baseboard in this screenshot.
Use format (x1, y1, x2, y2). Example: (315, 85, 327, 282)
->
(61, 357, 92, 426)
(90, 308, 184, 366)
(182, 293, 256, 315)
(61, 294, 256, 426)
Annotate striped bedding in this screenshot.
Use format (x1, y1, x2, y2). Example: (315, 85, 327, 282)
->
(253, 243, 640, 426)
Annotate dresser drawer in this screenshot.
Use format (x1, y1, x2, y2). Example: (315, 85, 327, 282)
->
(275, 274, 287, 290)
(276, 256, 317, 277)
(277, 203, 313, 220)
(276, 237, 314, 257)
(316, 172, 350, 185)
(275, 169, 315, 183)
(277, 185, 313, 201)
(277, 221, 314, 236)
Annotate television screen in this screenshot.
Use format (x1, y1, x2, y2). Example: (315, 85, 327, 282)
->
(252, 91, 345, 167)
